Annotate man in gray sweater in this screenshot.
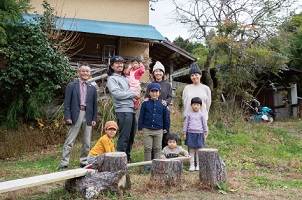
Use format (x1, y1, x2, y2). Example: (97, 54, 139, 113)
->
(107, 56, 140, 162)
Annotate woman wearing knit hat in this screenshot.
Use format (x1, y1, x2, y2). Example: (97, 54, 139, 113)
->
(145, 61, 173, 106)
(144, 61, 173, 150)
(87, 121, 118, 165)
(182, 63, 211, 121)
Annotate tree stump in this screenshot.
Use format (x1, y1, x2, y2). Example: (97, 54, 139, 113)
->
(92, 152, 128, 172)
(198, 148, 227, 188)
(66, 152, 130, 199)
(151, 159, 182, 186)
(77, 170, 130, 200)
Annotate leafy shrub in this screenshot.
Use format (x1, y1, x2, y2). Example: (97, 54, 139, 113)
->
(0, 20, 73, 128)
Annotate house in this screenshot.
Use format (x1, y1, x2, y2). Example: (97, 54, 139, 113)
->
(28, 0, 197, 84)
(256, 67, 302, 119)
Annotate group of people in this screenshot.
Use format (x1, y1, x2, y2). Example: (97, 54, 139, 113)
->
(58, 55, 211, 172)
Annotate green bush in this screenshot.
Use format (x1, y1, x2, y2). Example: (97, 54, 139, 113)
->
(0, 20, 73, 128)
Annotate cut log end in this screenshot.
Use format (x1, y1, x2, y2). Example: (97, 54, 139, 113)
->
(93, 152, 128, 172)
(199, 148, 218, 152)
(105, 152, 127, 157)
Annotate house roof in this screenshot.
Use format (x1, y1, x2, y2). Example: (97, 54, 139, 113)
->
(23, 14, 166, 41)
(149, 40, 198, 71)
(23, 14, 197, 71)
(173, 68, 216, 84)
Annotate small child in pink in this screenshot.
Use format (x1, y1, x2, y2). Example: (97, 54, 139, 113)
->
(125, 57, 145, 109)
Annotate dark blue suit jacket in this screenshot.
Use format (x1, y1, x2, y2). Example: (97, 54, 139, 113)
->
(64, 79, 98, 126)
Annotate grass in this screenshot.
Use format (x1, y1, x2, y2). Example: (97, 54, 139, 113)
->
(0, 104, 302, 199)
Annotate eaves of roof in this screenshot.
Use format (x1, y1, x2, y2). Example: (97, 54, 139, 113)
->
(149, 40, 198, 71)
(23, 14, 166, 41)
(22, 14, 197, 70)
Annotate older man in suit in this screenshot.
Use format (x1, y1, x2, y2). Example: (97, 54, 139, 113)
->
(58, 63, 98, 170)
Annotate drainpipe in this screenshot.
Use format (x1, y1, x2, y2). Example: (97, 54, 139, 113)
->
(169, 60, 173, 88)
(291, 83, 298, 118)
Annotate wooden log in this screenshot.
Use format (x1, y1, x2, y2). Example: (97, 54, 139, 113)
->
(67, 152, 130, 199)
(92, 152, 128, 172)
(198, 148, 227, 188)
(127, 156, 190, 167)
(151, 159, 183, 186)
(89, 73, 107, 82)
(77, 170, 130, 200)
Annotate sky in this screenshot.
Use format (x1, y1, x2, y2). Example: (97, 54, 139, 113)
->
(149, 0, 302, 42)
(149, 0, 189, 42)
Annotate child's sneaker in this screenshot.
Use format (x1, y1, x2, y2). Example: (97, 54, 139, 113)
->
(144, 165, 151, 171)
(195, 165, 199, 171)
(84, 164, 93, 169)
(189, 165, 195, 171)
(134, 99, 140, 109)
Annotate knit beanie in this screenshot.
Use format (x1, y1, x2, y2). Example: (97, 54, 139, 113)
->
(152, 61, 165, 73)
(189, 63, 202, 75)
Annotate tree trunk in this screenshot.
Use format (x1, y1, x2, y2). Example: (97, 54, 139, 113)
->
(151, 159, 182, 186)
(77, 170, 130, 200)
(203, 48, 214, 92)
(198, 148, 227, 188)
(92, 152, 128, 172)
(66, 152, 130, 199)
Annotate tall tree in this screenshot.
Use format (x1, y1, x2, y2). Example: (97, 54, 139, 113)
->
(0, 20, 73, 128)
(173, 36, 200, 53)
(0, 1, 74, 128)
(173, 36, 208, 67)
(275, 12, 302, 95)
(281, 13, 302, 70)
(0, 0, 31, 46)
(171, 0, 300, 101)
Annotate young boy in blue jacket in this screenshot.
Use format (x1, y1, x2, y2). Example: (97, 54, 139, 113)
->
(138, 82, 170, 171)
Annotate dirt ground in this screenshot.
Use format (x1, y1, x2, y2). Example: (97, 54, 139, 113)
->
(1, 121, 301, 199)
(128, 170, 302, 200)
(1, 160, 301, 199)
